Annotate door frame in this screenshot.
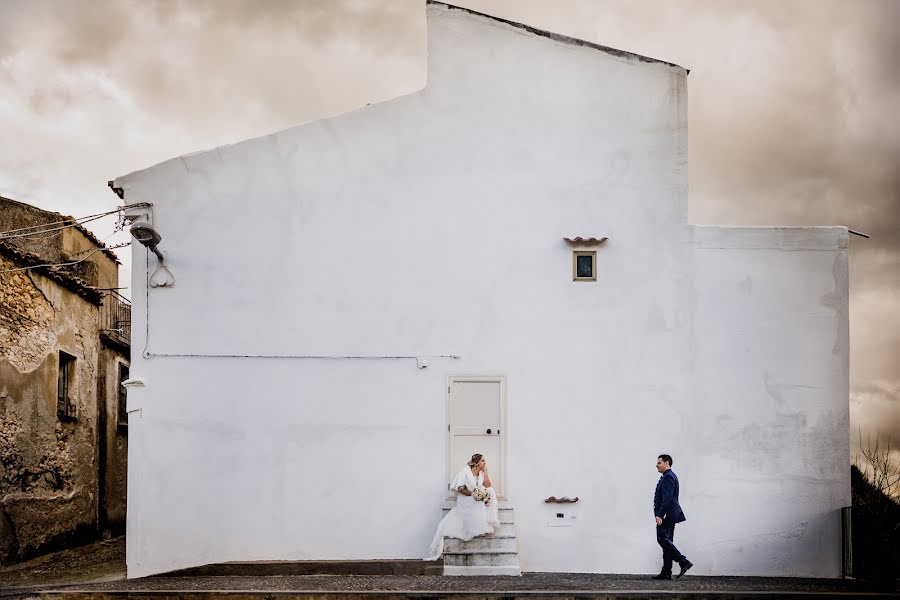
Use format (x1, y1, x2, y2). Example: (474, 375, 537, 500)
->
(446, 374, 508, 500)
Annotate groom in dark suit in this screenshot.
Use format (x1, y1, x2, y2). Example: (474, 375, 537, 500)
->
(653, 454, 692, 580)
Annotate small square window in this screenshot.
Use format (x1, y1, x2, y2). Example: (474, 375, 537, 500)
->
(57, 351, 77, 420)
(117, 363, 129, 428)
(573, 251, 597, 281)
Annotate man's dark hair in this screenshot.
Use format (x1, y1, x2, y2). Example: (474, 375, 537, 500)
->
(658, 454, 673, 466)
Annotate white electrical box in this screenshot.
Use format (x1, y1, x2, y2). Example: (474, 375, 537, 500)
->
(547, 510, 577, 527)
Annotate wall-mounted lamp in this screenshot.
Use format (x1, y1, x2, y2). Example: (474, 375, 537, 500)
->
(131, 223, 162, 248)
(123, 202, 174, 288)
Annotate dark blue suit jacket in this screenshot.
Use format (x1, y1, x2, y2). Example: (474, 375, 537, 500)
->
(654, 469, 686, 523)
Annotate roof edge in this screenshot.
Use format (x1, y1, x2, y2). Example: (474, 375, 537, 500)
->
(690, 225, 849, 251)
(113, 2, 686, 185)
(0, 241, 103, 304)
(427, 1, 687, 72)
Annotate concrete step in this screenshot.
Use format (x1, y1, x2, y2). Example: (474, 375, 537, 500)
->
(442, 551, 520, 567)
(484, 522, 516, 537)
(438, 504, 521, 576)
(442, 507, 514, 524)
(442, 499, 511, 509)
(443, 535, 517, 553)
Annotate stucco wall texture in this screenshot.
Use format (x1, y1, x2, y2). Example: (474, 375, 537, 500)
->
(114, 3, 850, 579)
(0, 197, 119, 293)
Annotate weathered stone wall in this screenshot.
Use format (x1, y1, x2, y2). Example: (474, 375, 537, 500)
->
(0, 254, 103, 564)
(61, 228, 119, 291)
(0, 265, 55, 372)
(0, 196, 119, 291)
(0, 198, 67, 267)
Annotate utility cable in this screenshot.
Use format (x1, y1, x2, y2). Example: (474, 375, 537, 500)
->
(0, 242, 131, 274)
(142, 352, 460, 360)
(0, 211, 120, 241)
(0, 208, 121, 236)
(68, 224, 126, 258)
(139, 250, 455, 361)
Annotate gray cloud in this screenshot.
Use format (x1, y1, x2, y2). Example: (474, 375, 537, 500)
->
(1, 0, 897, 453)
(851, 381, 900, 458)
(0, 0, 424, 142)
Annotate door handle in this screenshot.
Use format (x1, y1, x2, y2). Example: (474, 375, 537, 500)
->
(486, 428, 492, 434)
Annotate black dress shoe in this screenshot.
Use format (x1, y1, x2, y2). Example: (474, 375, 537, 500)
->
(676, 560, 693, 578)
(652, 573, 672, 580)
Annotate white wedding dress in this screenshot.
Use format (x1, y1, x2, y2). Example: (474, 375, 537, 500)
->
(426, 466, 500, 560)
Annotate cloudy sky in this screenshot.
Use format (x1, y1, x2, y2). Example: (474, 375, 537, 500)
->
(1, 0, 897, 465)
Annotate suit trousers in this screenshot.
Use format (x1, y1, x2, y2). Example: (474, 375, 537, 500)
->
(656, 520, 686, 573)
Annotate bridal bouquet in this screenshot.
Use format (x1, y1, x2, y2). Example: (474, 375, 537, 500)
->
(472, 486, 490, 502)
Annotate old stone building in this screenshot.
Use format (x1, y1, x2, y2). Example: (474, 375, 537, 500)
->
(0, 196, 129, 565)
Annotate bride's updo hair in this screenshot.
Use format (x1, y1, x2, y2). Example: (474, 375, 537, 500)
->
(467, 453, 484, 467)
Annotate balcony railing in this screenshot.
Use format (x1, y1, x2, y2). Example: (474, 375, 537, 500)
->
(99, 290, 131, 348)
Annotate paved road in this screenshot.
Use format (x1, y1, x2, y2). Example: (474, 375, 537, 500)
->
(2, 538, 897, 599)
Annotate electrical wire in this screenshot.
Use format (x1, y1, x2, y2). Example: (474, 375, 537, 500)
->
(16, 221, 68, 242)
(143, 250, 150, 358)
(0, 242, 131, 274)
(0, 215, 113, 241)
(22, 212, 123, 246)
(0, 208, 121, 240)
(68, 223, 126, 257)
(0, 208, 121, 236)
(138, 250, 456, 361)
(0, 211, 121, 241)
(0, 214, 127, 275)
(143, 352, 461, 360)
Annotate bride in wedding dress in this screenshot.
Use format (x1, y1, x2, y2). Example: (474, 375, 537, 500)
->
(426, 453, 500, 560)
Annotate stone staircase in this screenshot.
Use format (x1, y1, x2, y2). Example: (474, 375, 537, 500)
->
(440, 502, 521, 576)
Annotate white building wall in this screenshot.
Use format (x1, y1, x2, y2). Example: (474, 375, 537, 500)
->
(686, 225, 850, 576)
(116, 4, 848, 579)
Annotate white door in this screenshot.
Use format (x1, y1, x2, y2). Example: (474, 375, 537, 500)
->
(447, 376, 507, 498)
